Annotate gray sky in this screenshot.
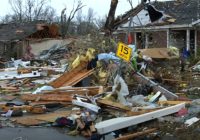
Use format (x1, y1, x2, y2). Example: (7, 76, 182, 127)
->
(0, 0, 167, 18)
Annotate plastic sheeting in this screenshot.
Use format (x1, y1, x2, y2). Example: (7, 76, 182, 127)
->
(32, 85, 54, 94)
(112, 75, 130, 106)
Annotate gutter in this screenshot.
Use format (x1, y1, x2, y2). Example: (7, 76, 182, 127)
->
(128, 24, 193, 31)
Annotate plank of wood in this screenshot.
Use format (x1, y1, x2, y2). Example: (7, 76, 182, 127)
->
(21, 94, 72, 102)
(42, 90, 89, 95)
(29, 101, 71, 106)
(0, 86, 18, 90)
(62, 69, 94, 87)
(0, 95, 17, 101)
(114, 128, 157, 140)
(42, 86, 103, 96)
(2, 89, 21, 92)
(1, 105, 32, 112)
(49, 62, 94, 88)
(97, 99, 131, 111)
(158, 100, 192, 105)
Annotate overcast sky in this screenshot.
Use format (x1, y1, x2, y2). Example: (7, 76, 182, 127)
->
(0, 0, 167, 18)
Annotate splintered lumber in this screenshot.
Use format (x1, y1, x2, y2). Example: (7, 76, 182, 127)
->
(0, 95, 17, 101)
(134, 72, 178, 100)
(29, 101, 71, 106)
(42, 90, 90, 95)
(113, 4, 144, 30)
(95, 103, 185, 134)
(1, 105, 32, 112)
(97, 99, 131, 111)
(114, 128, 157, 140)
(158, 100, 192, 105)
(1, 104, 55, 114)
(21, 94, 72, 102)
(62, 69, 94, 87)
(0, 86, 18, 90)
(49, 62, 94, 88)
(42, 86, 104, 96)
(1, 86, 20, 92)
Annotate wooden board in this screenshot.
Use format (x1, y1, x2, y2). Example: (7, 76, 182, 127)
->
(49, 62, 94, 88)
(21, 94, 72, 102)
(97, 99, 131, 111)
(158, 100, 192, 105)
(29, 101, 71, 106)
(42, 86, 104, 96)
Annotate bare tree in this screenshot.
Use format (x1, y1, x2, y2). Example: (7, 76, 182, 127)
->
(104, 0, 118, 35)
(75, 8, 98, 35)
(1, 14, 13, 23)
(76, 9, 83, 24)
(95, 15, 106, 29)
(25, 0, 34, 21)
(61, 8, 67, 38)
(87, 8, 95, 24)
(61, 0, 85, 37)
(8, 0, 55, 22)
(76, 9, 84, 35)
(86, 8, 95, 33)
(65, 0, 85, 35)
(9, 0, 23, 22)
(33, 0, 49, 20)
(43, 6, 56, 23)
(127, 0, 134, 9)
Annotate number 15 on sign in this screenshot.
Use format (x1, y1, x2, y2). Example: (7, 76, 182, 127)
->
(116, 42, 132, 62)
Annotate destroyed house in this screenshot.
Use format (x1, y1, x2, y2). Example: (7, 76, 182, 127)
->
(0, 21, 59, 59)
(116, 0, 200, 56)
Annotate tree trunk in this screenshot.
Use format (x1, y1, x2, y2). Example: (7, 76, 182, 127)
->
(104, 0, 118, 35)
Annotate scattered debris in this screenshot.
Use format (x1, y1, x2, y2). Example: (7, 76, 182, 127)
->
(185, 117, 200, 127)
(0, 23, 198, 140)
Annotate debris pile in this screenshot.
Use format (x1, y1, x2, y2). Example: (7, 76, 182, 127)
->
(0, 36, 200, 140)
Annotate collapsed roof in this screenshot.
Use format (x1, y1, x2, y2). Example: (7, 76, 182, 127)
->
(0, 21, 59, 42)
(115, 0, 200, 29)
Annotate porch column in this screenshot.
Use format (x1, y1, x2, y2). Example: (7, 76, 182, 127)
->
(134, 32, 137, 47)
(145, 33, 149, 49)
(195, 30, 198, 58)
(186, 29, 190, 51)
(167, 29, 170, 48)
